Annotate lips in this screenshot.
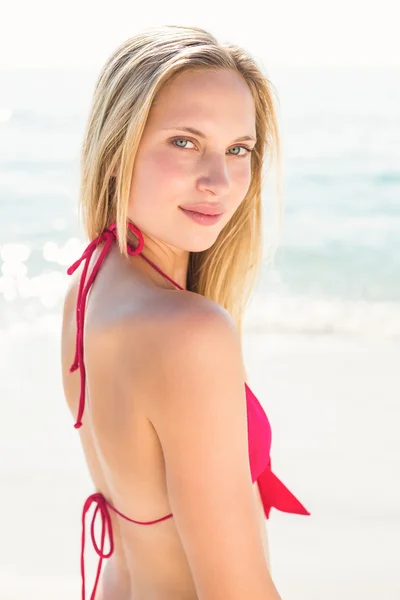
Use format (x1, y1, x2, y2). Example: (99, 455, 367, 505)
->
(179, 207, 223, 226)
(178, 203, 224, 216)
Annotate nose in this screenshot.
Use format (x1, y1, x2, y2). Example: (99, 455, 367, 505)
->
(196, 152, 231, 197)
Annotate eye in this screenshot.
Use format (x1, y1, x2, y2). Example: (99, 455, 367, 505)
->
(171, 138, 196, 149)
(228, 145, 254, 157)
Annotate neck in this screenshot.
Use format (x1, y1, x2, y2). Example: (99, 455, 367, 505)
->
(126, 231, 190, 291)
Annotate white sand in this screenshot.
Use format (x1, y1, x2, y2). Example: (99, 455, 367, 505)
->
(243, 333, 400, 599)
(0, 322, 399, 599)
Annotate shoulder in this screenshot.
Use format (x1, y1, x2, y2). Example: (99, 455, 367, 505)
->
(116, 289, 245, 406)
(124, 289, 240, 366)
(158, 289, 236, 341)
(119, 290, 246, 414)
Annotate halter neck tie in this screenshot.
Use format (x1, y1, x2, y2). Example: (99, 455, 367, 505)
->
(66, 222, 144, 428)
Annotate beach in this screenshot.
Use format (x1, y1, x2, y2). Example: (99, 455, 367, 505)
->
(0, 320, 399, 599)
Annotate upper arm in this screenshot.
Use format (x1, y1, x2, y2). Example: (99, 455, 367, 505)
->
(141, 299, 281, 600)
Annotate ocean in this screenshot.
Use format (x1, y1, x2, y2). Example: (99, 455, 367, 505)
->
(0, 66, 399, 336)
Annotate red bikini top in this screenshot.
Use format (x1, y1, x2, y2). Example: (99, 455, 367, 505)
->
(67, 221, 310, 600)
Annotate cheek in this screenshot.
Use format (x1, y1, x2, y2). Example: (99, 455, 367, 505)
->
(230, 160, 252, 197)
(138, 148, 188, 190)
(128, 148, 188, 226)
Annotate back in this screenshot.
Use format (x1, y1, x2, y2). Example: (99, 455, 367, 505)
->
(61, 243, 275, 600)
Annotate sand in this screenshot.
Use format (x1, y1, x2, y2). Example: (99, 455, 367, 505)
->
(0, 320, 399, 599)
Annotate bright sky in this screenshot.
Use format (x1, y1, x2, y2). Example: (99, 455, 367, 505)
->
(1, 0, 399, 69)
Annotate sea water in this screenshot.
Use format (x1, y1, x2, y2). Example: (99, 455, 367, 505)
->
(0, 66, 399, 337)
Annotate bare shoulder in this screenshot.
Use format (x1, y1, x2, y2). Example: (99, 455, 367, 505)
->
(152, 289, 237, 345)
(123, 289, 244, 387)
(120, 287, 248, 430)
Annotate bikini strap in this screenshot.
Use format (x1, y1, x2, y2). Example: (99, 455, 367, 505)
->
(67, 222, 143, 428)
(67, 221, 183, 429)
(80, 493, 114, 600)
(80, 492, 173, 600)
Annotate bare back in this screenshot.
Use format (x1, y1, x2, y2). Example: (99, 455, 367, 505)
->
(61, 243, 271, 600)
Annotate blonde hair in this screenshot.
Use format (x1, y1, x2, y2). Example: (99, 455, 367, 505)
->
(79, 24, 283, 335)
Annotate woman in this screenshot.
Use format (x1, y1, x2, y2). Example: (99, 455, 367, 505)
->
(61, 24, 310, 600)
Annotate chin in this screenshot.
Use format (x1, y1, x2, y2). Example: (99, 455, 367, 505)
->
(181, 230, 223, 253)
(186, 241, 216, 253)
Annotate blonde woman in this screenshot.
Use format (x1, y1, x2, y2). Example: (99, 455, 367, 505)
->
(61, 24, 310, 600)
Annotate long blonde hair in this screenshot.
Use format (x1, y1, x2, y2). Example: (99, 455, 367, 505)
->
(79, 24, 283, 335)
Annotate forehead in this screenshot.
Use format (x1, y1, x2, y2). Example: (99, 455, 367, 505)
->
(148, 69, 256, 133)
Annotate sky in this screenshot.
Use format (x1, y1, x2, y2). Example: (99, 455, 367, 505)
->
(1, 0, 399, 69)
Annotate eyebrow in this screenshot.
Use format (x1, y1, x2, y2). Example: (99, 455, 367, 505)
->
(161, 126, 257, 143)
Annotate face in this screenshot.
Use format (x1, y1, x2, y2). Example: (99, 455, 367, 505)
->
(128, 68, 257, 254)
